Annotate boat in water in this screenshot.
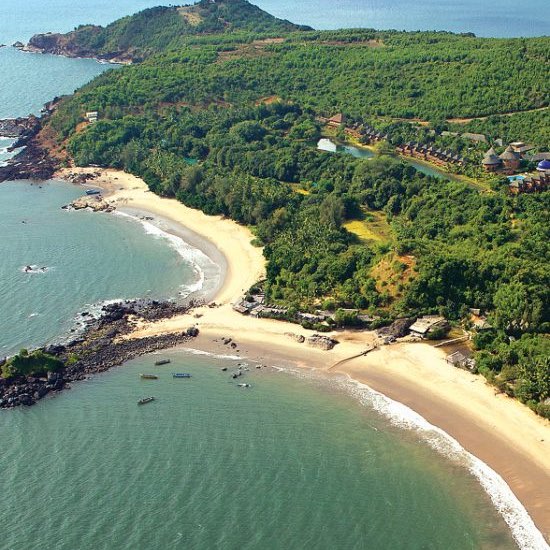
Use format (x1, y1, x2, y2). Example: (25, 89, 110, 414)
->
(138, 396, 155, 405)
(172, 373, 191, 379)
(237, 383, 251, 389)
(140, 374, 159, 380)
(154, 359, 171, 366)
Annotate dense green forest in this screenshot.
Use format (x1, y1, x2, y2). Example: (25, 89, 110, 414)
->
(29, 0, 309, 61)
(46, 1, 549, 416)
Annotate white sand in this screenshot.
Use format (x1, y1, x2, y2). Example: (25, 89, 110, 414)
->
(59, 167, 550, 543)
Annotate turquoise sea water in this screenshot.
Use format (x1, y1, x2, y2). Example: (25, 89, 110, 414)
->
(1, 351, 519, 550)
(0, 181, 208, 356)
(1, 1, 548, 549)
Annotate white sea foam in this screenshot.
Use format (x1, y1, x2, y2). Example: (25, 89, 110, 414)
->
(20, 265, 51, 274)
(114, 211, 217, 297)
(175, 347, 243, 361)
(280, 366, 549, 550)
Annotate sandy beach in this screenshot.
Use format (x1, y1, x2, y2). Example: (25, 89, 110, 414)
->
(59, 167, 550, 546)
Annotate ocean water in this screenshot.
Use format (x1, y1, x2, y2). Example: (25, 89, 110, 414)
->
(0, 351, 521, 550)
(0, 2, 548, 549)
(0, 181, 215, 356)
(254, 0, 549, 37)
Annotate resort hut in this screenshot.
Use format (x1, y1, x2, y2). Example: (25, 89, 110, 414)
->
(482, 147, 502, 172)
(85, 111, 99, 123)
(537, 159, 550, 174)
(446, 351, 467, 367)
(499, 145, 521, 171)
(327, 113, 345, 127)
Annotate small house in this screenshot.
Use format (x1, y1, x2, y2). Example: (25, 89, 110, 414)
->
(85, 111, 99, 123)
(233, 303, 249, 315)
(327, 113, 345, 127)
(409, 315, 448, 338)
(462, 132, 487, 143)
(499, 145, 521, 172)
(482, 147, 502, 172)
(446, 351, 467, 367)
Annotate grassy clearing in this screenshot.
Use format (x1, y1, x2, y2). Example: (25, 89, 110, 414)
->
(344, 210, 392, 245)
(371, 252, 417, 302)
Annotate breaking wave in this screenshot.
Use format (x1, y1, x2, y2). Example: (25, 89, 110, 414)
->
(114, 211, 215, 298)
(282, 366, 549, 550)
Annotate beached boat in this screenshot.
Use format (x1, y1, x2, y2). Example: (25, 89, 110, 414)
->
(85, 189, 101, 195)
(172, 373, 191, 379)
(138, 396, 155, 405)
(154, 359, 171, 366)
(140, 374, 159, 380)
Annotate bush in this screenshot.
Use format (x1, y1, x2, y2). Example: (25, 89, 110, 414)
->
(2, 349, 64, 379)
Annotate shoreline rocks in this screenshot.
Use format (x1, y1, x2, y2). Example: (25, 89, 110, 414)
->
(306, 334, 338, 351)
(0, 105, 60, 183)
(0, 300, 200, 409)
(66, 195, 115, 213)
(26, 32, 134, 64)
(0, 116, 41, 139)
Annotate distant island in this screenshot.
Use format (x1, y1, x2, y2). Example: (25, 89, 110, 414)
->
(1, 0, 548, 419)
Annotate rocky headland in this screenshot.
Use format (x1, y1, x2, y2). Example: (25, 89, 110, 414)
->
(0, 101, 62, 182)
(0, 300, 201, 409)
(25, 31, 133, 64)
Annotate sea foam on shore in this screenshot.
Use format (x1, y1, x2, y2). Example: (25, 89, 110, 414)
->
(344, 376, 549, 550)
(275, 365, 549, 550)
(114, 211, 220, 299)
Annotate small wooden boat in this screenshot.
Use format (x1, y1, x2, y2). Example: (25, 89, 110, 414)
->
(237, 383, 251, 389)
(172, 373, 191, 379)
(140, 374, 159, 380)
(85, 189, 101, 195)
(154, 359, 171, 366)
(138, 396, 155, 405)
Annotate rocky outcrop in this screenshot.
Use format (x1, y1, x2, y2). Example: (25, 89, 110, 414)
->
(306, 334, 338, 350)
(0, 141, 58, 182)
(285, 332, 305, 344)
(26, 31, 132, 63)
(0, 117, 40, 139)
(0, 106, 60, 183)
(66, 196, 115, 213)
(0, 300, 200, 409)
(377, 318, 416, 339)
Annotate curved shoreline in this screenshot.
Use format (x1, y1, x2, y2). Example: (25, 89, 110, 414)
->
(60, 167, 550, 546)
(114, 207, 226, 303)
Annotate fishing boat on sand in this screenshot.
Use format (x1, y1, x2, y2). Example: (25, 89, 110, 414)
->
(138, 396, 155, 405)
(172, 373, 191, 379)
(140, 374, 159, 380)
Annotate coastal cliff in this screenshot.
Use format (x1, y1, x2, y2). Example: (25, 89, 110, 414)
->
(26, 28, 132, 63)
(0, 102, 61, 182)
(24, 1, 310, 63)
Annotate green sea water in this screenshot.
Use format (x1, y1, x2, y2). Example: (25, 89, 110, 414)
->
(1, 2, 548, 548)
(1, 351, 520, 550)
(0, 181, 215, 356)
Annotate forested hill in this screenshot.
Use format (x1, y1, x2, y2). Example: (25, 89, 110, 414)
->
(31, 7, 550, 417)
(26, 0, 311, 62)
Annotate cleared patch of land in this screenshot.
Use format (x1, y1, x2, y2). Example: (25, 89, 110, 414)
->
(177, 6, 203, 26)
(371, 252, 416, 301)
(344, 210, 392, 245)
